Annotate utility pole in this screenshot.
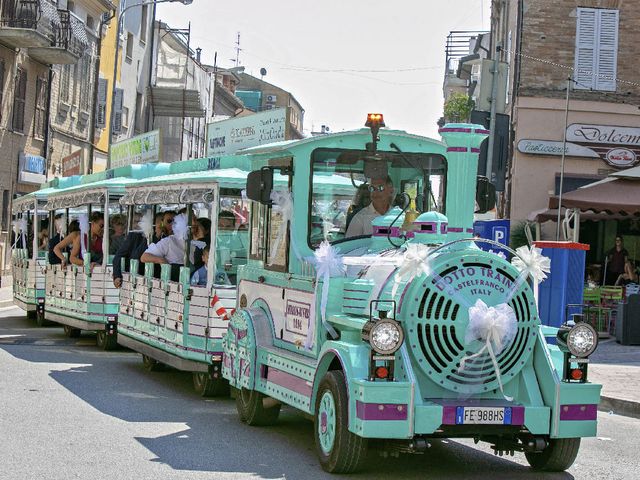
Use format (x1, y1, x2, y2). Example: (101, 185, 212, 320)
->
(556, 77, 572, 241)
(486, 43, 502, 188)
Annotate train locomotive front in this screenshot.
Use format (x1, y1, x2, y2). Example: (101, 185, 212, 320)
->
(221, 119, 601, 474)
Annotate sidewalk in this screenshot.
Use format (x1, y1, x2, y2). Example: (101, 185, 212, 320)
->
(0, 274, 12, 309)
(0, 276, 637, 417)
(590, 338, 640, 418)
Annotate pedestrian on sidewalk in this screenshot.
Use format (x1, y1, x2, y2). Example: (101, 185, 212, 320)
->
(605, 235, 629, 285)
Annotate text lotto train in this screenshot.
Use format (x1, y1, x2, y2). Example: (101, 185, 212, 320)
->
(11, 117, 601, 474)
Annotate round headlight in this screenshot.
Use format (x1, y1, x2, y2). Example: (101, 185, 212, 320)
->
(365, 319, 404, 355)
(566, 323, 598, 358)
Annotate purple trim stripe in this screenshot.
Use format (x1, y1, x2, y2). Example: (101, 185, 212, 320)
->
(475, 128, 490, 134)
(448, 227, 463, 233)
(356, 401, 408, 421)
(442, 223, 448, 233)
(466, 228, 474, 233)
(560, 404, 598, 421)
(267, 367, 312, 398)
(446, 147, 468, 152)
(439, 127, 472, 133)
(471, 147, 481, 153)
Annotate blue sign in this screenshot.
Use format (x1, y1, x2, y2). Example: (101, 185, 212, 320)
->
(23, 154, 46, 174)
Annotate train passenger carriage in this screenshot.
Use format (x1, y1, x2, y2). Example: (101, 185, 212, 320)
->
(115, 168, 249, 396)
(221, 116, 602, 473)
(11, 188, 58, 324)
(42, 164, 169, 348)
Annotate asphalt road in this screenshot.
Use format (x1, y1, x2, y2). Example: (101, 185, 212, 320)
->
(0, 305, 638, 480)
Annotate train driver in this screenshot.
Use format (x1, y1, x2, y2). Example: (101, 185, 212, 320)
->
(345, 175, 394, 237)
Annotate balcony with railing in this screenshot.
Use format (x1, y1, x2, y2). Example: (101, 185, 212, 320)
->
(0, 0, 55, 48)
(29, 10, 88, 65)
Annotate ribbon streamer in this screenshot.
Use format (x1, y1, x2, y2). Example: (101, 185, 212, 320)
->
(391, 243, 432, 297)
(308, 241, 344, 348)
(12, 218, 28, 250)
(268, 190, 293, 265)
(54, 214, 67, 236)
(459, 299, 518, 401)
(79, 213, 89, 256)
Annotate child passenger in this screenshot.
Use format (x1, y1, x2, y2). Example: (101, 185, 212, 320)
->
(190, 246, 209, 286)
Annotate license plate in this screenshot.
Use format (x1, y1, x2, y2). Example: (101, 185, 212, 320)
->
(456, 406, 512, 425)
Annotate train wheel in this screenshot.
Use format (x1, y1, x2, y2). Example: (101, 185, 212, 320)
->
(96, 330, 117, 351)
(63, 325, 81, 338)
(236, 388, 280, 426)
(314, 371, 367, 473)
(525, 438, 581, 471)
(141, 354, 163, 372)
(192, 372, 229, 397)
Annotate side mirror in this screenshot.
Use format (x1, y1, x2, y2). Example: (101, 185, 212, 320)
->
(475, 176, 496, 214)
(246, 168, 273, 205)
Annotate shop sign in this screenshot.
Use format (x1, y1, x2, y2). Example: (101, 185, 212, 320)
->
(517, 139, 599, 158)
(18, 151, 47, 185)
(206, 108, 288, 164)
(566, 124, 640, 168)
(61, 150, 82, 177)
(605, 148, 636, 167)
(110, 130, 161, 168)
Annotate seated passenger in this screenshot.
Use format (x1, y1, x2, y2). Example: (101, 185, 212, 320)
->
(52, 220, 80, 266)
(140, 213, 186, 281)
(38, 219, 49, 251)
(345, 184, 371, 231)
(69, 212, 104, 268)
(112, 215, 148, 288)
(192, 217, 212, 271)
(190, 246, 209, 287)
(152, 210, 175, 243)
(345, 176, 394, 237)
(109, 214, 127, 254)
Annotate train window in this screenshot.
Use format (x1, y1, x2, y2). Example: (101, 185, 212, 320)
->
(215, 193, 249, 285)
(308, 148, 446, 247)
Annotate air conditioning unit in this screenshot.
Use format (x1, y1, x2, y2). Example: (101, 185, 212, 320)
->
(266, 94, 277, 103)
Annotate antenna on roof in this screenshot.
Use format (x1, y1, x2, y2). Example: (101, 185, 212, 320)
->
(231, 32, 242, 66)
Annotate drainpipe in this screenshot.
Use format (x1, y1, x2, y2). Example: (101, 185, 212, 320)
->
(43, 65, 53, 176)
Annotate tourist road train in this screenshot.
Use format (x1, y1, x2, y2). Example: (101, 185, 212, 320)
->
(11, 116, 601, 473)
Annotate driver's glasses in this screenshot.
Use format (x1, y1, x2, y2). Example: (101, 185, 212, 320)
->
(367, 184, 387, 192)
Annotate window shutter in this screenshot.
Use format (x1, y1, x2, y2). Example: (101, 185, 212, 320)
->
(95, 77, 107, 128)
(112, 87, 124, 134)
(596, 9, 618, 91)
(574, 8, 596, 89)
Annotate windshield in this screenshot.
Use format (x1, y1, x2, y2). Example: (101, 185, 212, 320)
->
(309, 148, 446, 247)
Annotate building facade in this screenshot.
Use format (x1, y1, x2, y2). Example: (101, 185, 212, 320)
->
(491, 0, 640, 238)
(234, 68, 305, 139)
(48, 0, 114, 177)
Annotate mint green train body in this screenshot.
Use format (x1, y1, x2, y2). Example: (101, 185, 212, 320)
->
(220, 123, 601, 473)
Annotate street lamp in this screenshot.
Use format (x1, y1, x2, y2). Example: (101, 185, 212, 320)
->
(106, 0, 194, 169)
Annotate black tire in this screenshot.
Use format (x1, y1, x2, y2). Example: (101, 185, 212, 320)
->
(235, 387, 281, 426)
(314, 370, 368, 473)
(525, 438, 581, 472)
(27, 310, 37, 320)
(63, 325, 81, 338)
(142, 354, 163, 372)
(96, 330, 118, 351)
(192, 372, 230, 397)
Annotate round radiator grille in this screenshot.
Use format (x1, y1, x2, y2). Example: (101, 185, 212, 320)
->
(403, 256, 539, 394)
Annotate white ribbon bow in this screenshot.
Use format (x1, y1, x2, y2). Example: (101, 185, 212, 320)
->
(268, 190, 294, 265)
(309, 241, 345, 347)
(79, 213, 89, 256)
(460, 299, 518, 401)
(172, 213, 189, 241)
(12, 218, 28, 249)
(391, 243, 432, 297)
(54, 215, 67, 236)
(137, 210, 154, 239)
(511, 245, 551, 284)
